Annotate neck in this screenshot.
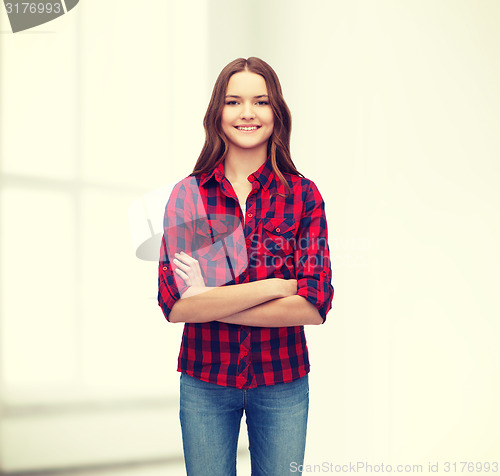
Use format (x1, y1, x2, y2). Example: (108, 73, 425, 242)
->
(224, 144, 268, 184)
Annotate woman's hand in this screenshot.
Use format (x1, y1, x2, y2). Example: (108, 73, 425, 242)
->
(280, 278, 298, 297)
(173, 251, 205, 288)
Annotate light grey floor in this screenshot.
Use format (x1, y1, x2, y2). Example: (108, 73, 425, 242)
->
(27, 452, 251, 476)
(56, 458, 251, 476)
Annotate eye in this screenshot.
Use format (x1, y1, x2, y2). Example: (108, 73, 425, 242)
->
(225, 101, 238, 105)
(256, 101, 269, 106)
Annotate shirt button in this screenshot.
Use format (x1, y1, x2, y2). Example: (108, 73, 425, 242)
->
(275, 227, 280, 233)
(247, 213, 253, 218)
(162, 266, 168, 271)
(245, 239, 251, 246)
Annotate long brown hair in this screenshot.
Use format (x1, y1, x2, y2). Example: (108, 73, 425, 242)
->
(191, 57, 303, 196)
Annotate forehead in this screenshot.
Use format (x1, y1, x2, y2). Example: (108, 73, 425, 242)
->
(226, 71, 268, 95)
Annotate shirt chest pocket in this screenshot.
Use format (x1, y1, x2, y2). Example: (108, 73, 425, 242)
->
(193, 219, 229, 262)
(261, 217, 297, 257)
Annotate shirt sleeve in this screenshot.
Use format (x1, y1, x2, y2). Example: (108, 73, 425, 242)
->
(294, 180, 334, 323)
(157, 181, 194, 322)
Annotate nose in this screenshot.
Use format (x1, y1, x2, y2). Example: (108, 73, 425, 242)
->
(240, 102, 255, 120)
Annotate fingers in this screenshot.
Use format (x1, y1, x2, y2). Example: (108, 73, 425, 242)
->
(172, 257, 191, 272)
(173, 252, 198, 271)
(172, 251, 205, 287)
(174, 267, 190, 284)
(175, 251, 197, 265)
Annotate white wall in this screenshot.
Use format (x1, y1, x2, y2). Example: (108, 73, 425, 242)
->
(0, 0, 206, 472)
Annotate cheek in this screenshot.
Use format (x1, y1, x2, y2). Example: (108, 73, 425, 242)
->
(262, 109, 274, 128)
(221, 107, 235, 128)
(265, 115, 274, 136)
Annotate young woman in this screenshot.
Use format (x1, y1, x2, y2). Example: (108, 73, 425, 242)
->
(158, 57, 333, 476)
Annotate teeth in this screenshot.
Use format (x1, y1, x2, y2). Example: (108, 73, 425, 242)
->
(237, 126, 258, 131)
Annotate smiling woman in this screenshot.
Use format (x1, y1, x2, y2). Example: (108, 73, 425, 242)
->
(157, 57, 334, 476)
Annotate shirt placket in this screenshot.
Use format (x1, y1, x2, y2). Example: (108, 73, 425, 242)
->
(244, 178, 261, 285)
(236, 326, 252, 388)
(237, 177, 261, 388)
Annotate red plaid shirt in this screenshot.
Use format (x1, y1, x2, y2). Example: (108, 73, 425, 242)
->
(158, 158, 333, 389)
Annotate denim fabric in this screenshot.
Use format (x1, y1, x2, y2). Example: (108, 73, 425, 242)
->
(179, 372, 309, 475)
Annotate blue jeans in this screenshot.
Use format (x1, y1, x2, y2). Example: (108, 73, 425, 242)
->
(179, 372, 309, 476)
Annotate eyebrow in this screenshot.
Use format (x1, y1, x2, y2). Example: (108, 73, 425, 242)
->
(225, 95, 269, 99)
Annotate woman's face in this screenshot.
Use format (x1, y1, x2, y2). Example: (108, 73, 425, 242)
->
(221, 71, 274, 154)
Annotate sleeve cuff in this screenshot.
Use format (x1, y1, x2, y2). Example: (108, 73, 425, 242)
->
(297, 277, 333, 323)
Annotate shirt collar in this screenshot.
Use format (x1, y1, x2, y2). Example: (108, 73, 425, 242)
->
(199, 160, 225, 187)
(250, 157, 275, 190)
(199, 157, 275, 190)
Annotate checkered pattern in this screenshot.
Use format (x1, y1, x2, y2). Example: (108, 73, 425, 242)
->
(158, 159, 333, 389)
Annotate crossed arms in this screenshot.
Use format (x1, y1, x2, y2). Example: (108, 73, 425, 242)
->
(168, 251, 323, 326)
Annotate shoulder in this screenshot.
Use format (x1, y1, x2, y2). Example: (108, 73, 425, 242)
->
(163, 176, 204, 216)
(281, 172, 324, 200)
(169, 174, 203, 199)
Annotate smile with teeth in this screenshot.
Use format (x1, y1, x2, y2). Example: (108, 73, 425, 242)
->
(235, 125, 261, 131)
